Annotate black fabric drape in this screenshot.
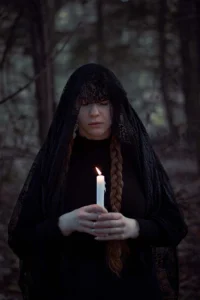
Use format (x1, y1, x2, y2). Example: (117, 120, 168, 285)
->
(8, 63, 188, 299)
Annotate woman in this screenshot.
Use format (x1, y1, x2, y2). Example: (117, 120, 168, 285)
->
(8, 63, 187, 300)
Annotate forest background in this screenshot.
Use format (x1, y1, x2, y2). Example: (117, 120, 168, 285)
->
(0, 0, 200, 299)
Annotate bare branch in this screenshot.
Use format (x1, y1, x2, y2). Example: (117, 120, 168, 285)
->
(0, 22, 82, 105)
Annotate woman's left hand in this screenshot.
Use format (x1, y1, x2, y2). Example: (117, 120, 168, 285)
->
(93, 212, 140, 240)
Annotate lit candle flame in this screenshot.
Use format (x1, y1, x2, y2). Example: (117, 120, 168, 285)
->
(95, 167, 101, 175)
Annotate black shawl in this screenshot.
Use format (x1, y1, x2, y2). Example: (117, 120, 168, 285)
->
(8, 63, 188, 299)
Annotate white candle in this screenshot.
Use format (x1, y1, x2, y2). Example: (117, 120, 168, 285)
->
(95, 167, 106, 207)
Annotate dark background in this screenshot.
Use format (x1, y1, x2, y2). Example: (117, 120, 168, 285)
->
(0, 0, 199, 299)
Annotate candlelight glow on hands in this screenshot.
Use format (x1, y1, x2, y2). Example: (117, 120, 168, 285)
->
(95, 167, 106, 207)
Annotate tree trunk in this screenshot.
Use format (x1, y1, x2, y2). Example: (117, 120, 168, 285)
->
(96, 0, 104, 64)
(195, 0, 200, 56)
(178, 0, 200, 174)
(193, 0, 200, 173)
(28, 0, 55, 145)
(158, 0, 177, 139)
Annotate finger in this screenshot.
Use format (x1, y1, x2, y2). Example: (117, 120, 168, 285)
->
(83, 227, 96, 236)
(94, 220, 124, 228)
(79, 212, 100, 221)
(84, 204, 108, 214)
(83, 226, 109, 237)
(97, 212, 122, 221)
(90, 230, 108, 237)
(79, 220, 96, 229)
(94, 227, 124, 235)
(95, 233, 125, 241)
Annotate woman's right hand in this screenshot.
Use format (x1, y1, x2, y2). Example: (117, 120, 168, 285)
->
(58, 204, 108, 236)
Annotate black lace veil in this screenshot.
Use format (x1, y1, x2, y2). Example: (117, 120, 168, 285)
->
(8, 63, 187, 299)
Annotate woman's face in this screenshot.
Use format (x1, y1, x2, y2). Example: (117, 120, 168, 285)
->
(77, 100, 112, 140)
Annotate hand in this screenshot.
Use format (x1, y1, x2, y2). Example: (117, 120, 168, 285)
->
(93, 212, 140, 240)
(58, 204, 108, 236)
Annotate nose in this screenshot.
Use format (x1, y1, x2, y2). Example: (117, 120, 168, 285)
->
(89, 104, 100, 117)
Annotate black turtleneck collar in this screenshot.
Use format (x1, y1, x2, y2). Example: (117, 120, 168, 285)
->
(74, 132, 112, 151)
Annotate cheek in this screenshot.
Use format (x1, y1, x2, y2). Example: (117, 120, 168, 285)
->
(78, 109, 87, 126)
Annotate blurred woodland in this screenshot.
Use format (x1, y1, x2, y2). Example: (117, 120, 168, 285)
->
(0, 0, 200, 299)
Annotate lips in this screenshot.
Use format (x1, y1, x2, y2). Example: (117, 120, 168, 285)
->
(88, 122, 102, 125)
